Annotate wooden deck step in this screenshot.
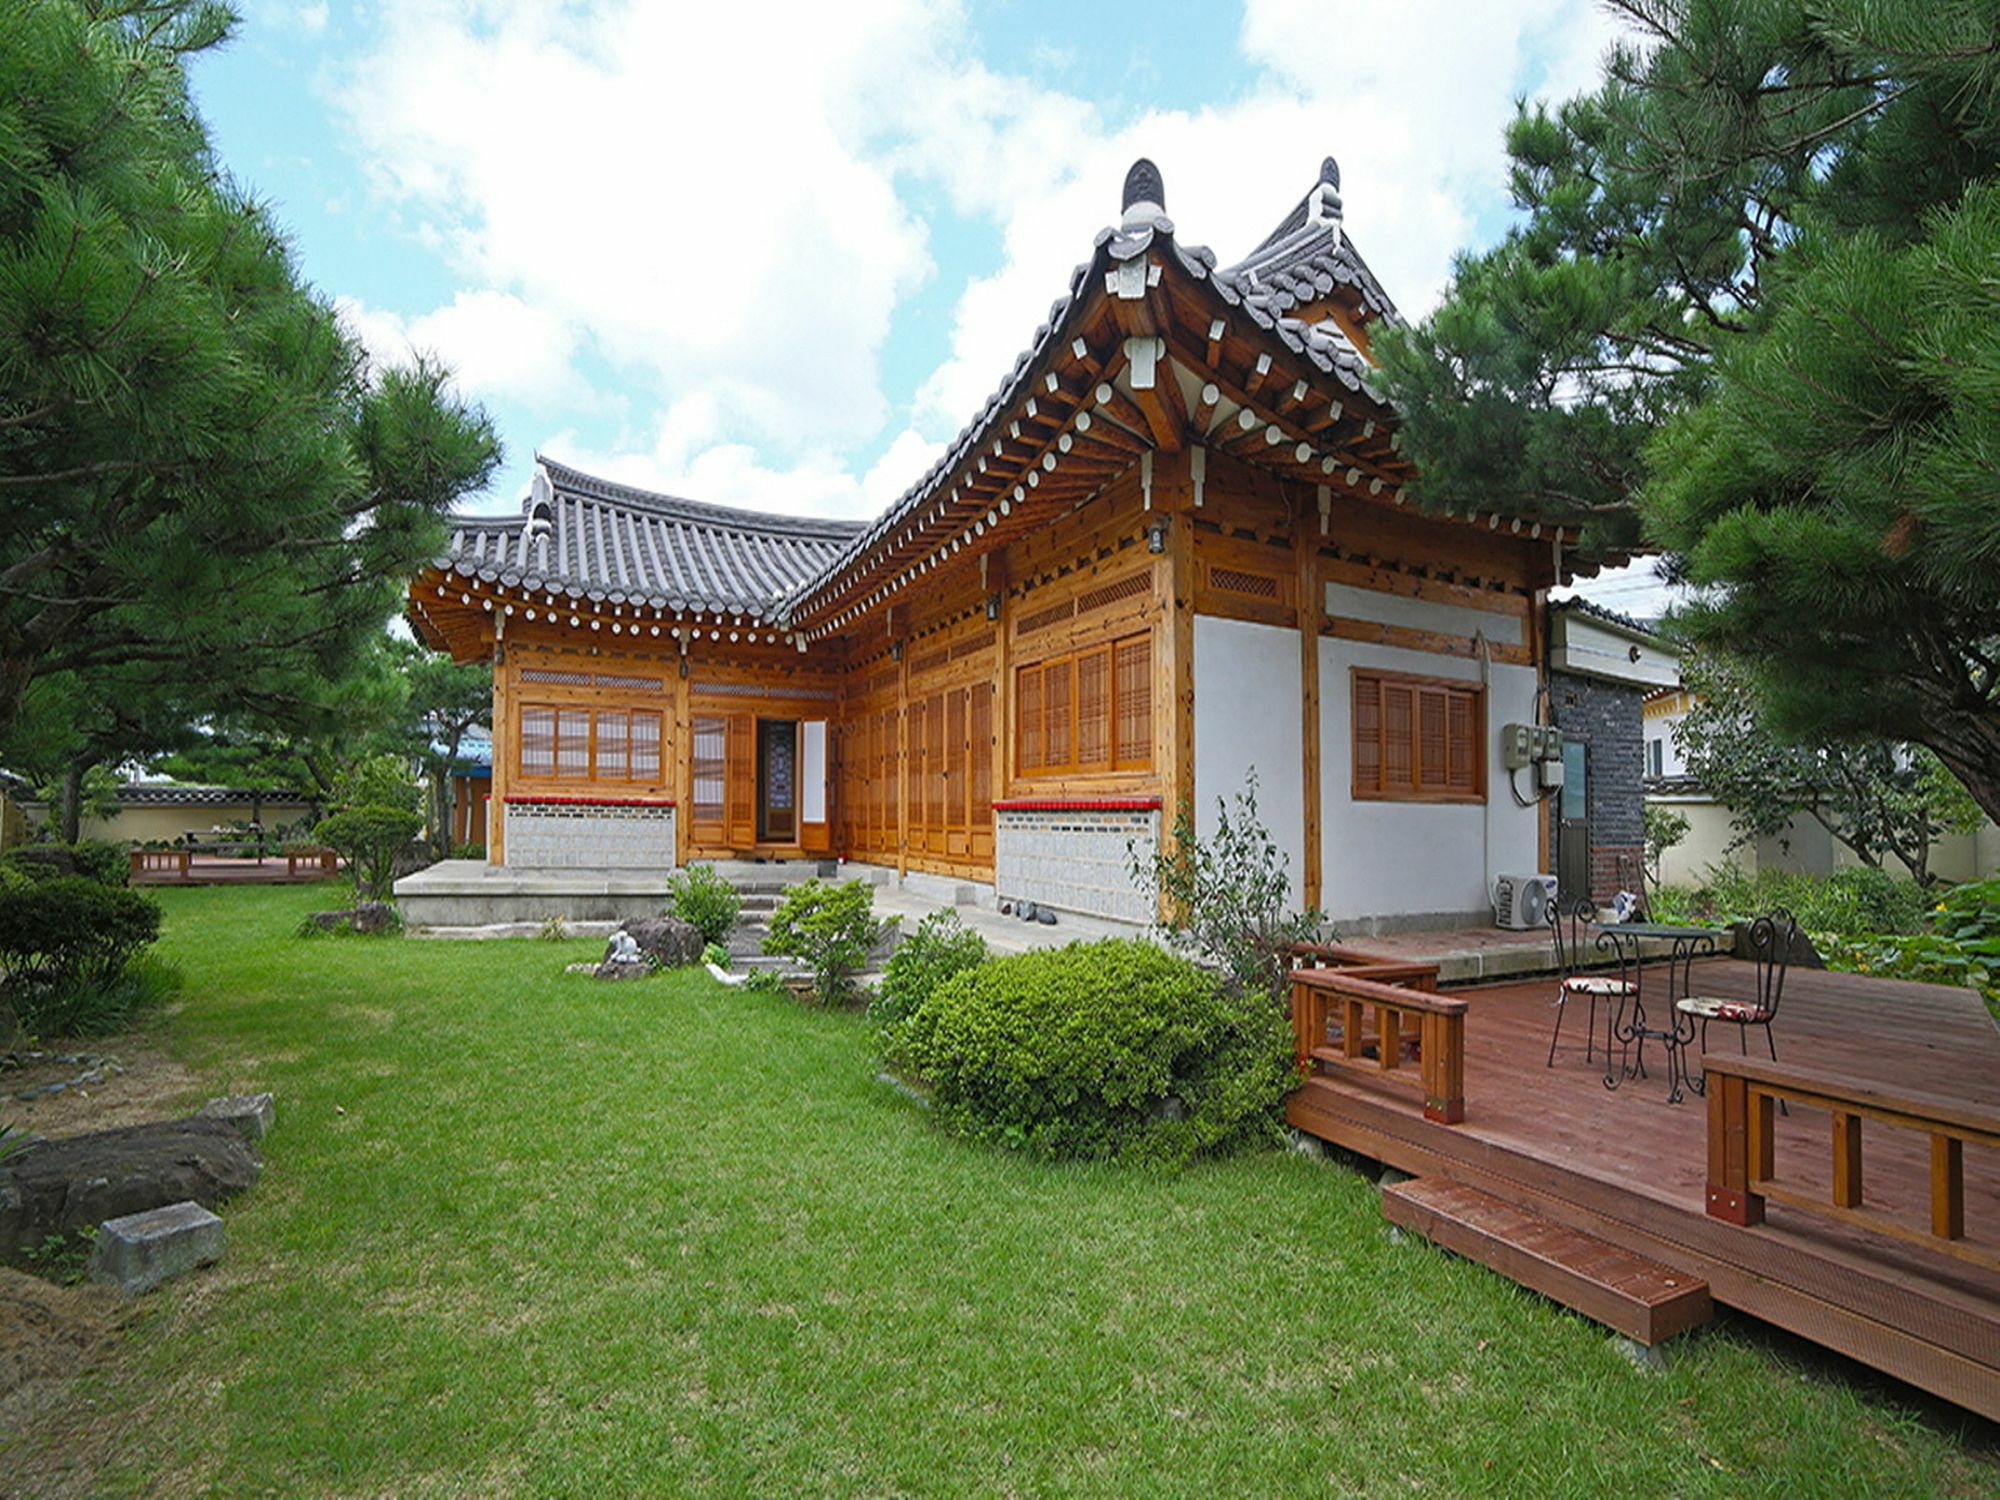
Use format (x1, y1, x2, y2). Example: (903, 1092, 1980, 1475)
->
(1382, 1177, 1712, 1346)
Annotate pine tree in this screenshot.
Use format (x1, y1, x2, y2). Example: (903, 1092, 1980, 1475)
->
(0, 2, 498, 746)
(1378, 0, 2000, 817)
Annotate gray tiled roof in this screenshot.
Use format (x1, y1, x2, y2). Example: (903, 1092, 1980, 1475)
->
(442, 459, 865, 623)
(787, 159, 1392, 622)
(435, 157, 1401, 630)
(104, 784, 310, 807)
(1224, 157, 1400, 326)
(1553, 595, 1662, 639)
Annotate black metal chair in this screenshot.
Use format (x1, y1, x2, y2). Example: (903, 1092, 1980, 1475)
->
(1675, 909, 1798, 1073)
(1547, 897, 1633, 1067)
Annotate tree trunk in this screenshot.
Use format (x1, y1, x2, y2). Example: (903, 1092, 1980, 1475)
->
(59, 762, 83, 844)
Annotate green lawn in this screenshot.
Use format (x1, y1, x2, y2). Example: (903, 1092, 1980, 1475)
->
(13, 883, 1996, 1495)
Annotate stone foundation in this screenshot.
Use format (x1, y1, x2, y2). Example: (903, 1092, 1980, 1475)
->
(502, 799, 676, 870)
(994, 803, 1158, 925)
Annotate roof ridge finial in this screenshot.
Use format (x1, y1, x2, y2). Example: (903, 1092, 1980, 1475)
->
(1310, 154, 1343, 227)
(1121, 157, 1165, 224)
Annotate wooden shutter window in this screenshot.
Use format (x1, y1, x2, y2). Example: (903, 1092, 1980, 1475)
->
(1013, 629, 1154, 779)
(1352, 671, 1484, 803)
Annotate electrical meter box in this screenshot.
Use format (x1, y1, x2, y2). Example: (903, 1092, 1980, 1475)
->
(1502, 723, 1534, 770)
(1539, 758, 1567, 790)
(1535, 725, 1564, 762)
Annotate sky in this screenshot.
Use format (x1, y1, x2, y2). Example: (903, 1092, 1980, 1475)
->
(189, 0, 1667, 613)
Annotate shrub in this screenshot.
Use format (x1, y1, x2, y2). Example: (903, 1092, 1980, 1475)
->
(762, 879, 888, 1005)
(1129, 771, 1327, 1004)
(1651, 863, 1930, 938)
(897, 939, 1294, 1167)
(701, 941, 730, 969)
(315, 806, 424, 904)
(0, 876, 161, 991)
(1, 840, 128, 887)
(331, 754, 422, 817)
(453, 841, 486, 860)
(667, 864, 742, 945)
(873, 910, 986, 1036)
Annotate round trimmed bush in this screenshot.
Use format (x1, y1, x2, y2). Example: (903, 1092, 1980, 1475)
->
(896, 939, 1294, 1167)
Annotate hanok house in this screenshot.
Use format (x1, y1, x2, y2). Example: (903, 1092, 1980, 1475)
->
(403, 158, 1634, 930)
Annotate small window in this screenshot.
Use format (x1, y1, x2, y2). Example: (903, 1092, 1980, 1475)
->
(1352, 671, 1484, 802)
(1647, 738, 1664, 778)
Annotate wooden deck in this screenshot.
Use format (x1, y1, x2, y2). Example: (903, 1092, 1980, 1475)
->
(129, 853, 341, 887)
(1287, 957, 2000, 1422)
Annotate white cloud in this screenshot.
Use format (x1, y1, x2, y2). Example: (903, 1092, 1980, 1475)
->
(330, 0, 1625, 520)
(335, 290, 584, 408)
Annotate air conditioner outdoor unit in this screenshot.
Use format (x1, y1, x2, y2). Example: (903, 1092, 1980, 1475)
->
(1492, 872, 1558, 931)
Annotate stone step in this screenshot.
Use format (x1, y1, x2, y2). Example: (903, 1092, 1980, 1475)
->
(89, 1200, 225, 1295)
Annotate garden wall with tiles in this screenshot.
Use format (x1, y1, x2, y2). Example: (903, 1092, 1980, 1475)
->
(994, 805, 1158, 925)
(503, 800, 677, 870)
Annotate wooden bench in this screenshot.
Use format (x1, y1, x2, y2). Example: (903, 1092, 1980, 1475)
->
(1383, 1177, 1713, 1346)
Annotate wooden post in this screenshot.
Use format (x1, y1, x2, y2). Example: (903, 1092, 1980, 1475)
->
(1932, 1133, 1965, 1241)
(1422, 1008, 1465, 1124)
(1379, 1005, 1400, 1071)
(1149, 452, 1196, 920)
(895, 612, 910, 880)
(1705, 1070, 1766, 1226)
(1832, 1111, 1864, 1209)
(489, 641, 511, 866)
(1297, 518, 1323, 910)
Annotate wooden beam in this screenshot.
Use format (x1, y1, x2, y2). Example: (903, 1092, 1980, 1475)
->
(1298, 525, 1323, 911)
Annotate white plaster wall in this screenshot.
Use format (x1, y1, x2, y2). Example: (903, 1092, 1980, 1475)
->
(1325, 582, 1522, 646)
(1647, 705, 1690, 778)
(1192, 616, 1306, 906)
(1318, 636, 1542, 927)
(1652, 796, 2000, 886)
(1652, 799, 1739, 888)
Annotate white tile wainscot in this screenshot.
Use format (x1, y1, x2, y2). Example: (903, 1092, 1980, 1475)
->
(502, 798, 678, 870)
(994, 801, 1159, 924)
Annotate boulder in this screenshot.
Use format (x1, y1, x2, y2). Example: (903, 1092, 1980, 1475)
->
(593, 960, 654, 982)
(198, 1094, 275, 1141)
(0, 1118, 259, 1264)
(301, 903, 399, 936)
(1730, 919, 1824, 970)
(619, 916, 703, 970)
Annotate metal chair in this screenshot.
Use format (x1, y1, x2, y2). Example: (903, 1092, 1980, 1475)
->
(1675, 909, 1798, 1073)
(1547, 897, 1634, 1067)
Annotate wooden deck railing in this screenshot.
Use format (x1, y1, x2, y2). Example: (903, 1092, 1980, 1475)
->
(286, 848, 338, 877)
(1706, 1054, 2000, 1272)
(1289, 950, 1466, 1125)
(129, 848, 191, 878)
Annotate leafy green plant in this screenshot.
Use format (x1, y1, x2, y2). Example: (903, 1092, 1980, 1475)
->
(315, 806, 424, 905)
(331, 755, 423, 818)
(872, 910, 986, 1037)
(897, 939, 1293, 1168)
(0, 876, 162, 996)
(1129, 770, 1327, 1004)
(762, 879, 888, 1006)
(25, 1226, 97, 1285)
(1651, 864, 1930, 939)
(1643, 804, 1688, 888)
(700, 942, 730, 969)
(10, 954, 182, 1037)
(0, 1123, 34, 1164)
(538, 913, 570, 942)
(453, 841, 486, 860)
(667, 864, 742, 946)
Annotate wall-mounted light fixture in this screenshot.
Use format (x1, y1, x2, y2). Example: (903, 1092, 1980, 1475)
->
(1146, 515, 1170, 554)
(891, 641, 904, 662)
(678, 657, 689, 679)
(985, 593, 1002, 621)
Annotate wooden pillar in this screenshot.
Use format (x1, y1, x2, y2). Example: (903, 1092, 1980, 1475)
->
(488, 632, 511, 867)
(991, 553, 1012, 813)
(894, 608, 910, 879)
(1297, 510, 1323, 911)
(1705, 1070, 1768, 1227)
(671, 636, 692, 866)
(1529, 590, 1551, 877)
(1153, 450, 1197, 838)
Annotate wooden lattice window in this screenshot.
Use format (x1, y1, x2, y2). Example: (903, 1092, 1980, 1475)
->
(520, 703, 660, 782)
(692, 716, 727, 827)
(1351, 671, 1483, 802)
(1014, 630, 1154, 777)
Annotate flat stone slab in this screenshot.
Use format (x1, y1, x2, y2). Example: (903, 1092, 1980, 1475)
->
(199, 1093, 275, 1141)
(88, 1201, 223, 1295)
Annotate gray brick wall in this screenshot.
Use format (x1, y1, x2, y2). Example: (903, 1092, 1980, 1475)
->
(1550, 670, 1645, 896)
(504, 802, 677, 870)
(995, 808, 1158, 924)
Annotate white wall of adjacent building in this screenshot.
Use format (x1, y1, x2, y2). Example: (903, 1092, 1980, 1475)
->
(1191, 603, 1545, 932)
